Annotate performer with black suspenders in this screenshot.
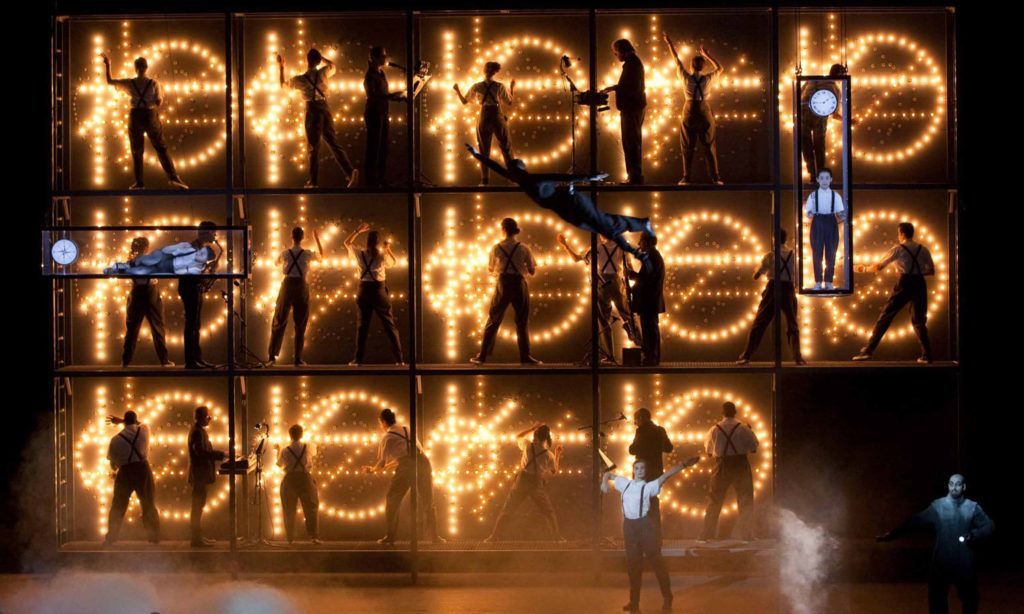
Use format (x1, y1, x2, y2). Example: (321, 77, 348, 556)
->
(454, 61, 516, 185)
(101, 54, 188, 190)
(363, 409, 442, 545)
(104, 411, 160, 545)
(484, 423, 566, 543)
(805, 168, 847, 291)
(737, 229, 806, 365)
(853, 222, 936, 363)
(344, 223, 404, 365)
(557, 232, 638, 362)
(699, 402, 759, 543)
(471, 218, 542, 365)
(278, 49, 359, 188)
(275, 424, 321, 545)
(268, 227, 323, 367)
(663, 33, 725, 185)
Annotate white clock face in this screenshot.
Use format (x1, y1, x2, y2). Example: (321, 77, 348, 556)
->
(51, 238, 79, 266)
(810, 88, 839, 117)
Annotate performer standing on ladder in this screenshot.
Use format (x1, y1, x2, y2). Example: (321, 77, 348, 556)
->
(120, 237, 173, 367)
(344, 223, 404, 365)
(471, 217, 542, 365)
(268, 227, 323, 367)
(663, 34, 725, 185)
(556, 232, 638, 362)
(736, 229, 805, 365)
(275, 424, 321, 545)
(101, 54, 188, 190)
(454, 62, 516, 186)
(278, 50, 359, 189)
(104, 410, 160, 546)
(805, 168, 846, 291)
(853, 222, 935, 363)
(699, 402, 759, 543)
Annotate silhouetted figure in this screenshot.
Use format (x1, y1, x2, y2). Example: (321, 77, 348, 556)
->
(101, 54, 187, 190)
(557, 232, 638, 362)
(278, 49, 358, 188)
(120, 237, 172, 367)
(485, 423, 565, 543)
(627, 232, 665, 366)
(799, 64, 846, 181)
(471, 218, 541, 365)
(737, 229, 805, 364)
(628, 407, 674, 524)
(853, 222, 935, 363)
(344, 223, 403, 365)
(699, 402, 758, 542)
(363, 46, 406, 187)
(268, 227, 323, 367)
(878, 474, 994, 614)
(104, 411, 160, 545)
(664, 34, 724, 185)
(177, 222, 220, 369)
(188, 405, 225, 547)
(601, 39, 646, 184)
(603, 457, 699, 613)
(363, 409, 442, 544)
(276, 424, 320, 544)
(466, 144, 652, 257)
(805, 168, 846, 290)
(455, 62, 516, 185)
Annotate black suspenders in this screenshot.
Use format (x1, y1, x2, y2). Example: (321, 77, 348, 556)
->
(303, 72, 328, 101)
(779, 250, 793, 282)
(284, 249, 304, 278)
(599, 244, 619, 281)
(118, 428, 145, 464)
(482, 81, 500, 105)
(620, 481, 648, 518)
(499, 242, 522, 275)
(900, 244, 924, 275)
(286, 444, 307, 473)
(813, 190, 836, 215)
(359, 251, 376, 280)
(129, 79, 153, 109)
(715, 422, 743, 456)
(522, 442, 549, 475)
(690, 74, 705, 102)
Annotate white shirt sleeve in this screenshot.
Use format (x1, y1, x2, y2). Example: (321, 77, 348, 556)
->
(804, 193, 816, 216)
(612, 475, 630, 493)
(646, 479, 662, 497)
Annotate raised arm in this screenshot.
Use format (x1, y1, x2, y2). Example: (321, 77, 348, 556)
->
(877, 505, 934, 542)
(453, 83, 470, 105)
(507, 79, 516, 103)
(516, 422, 543, 440)
(700, 45, 724, 76)
(101, 54, 115, 85)
(655, 456, 701, 487)
(662, 33, 688, 78)
(556, 233, 585, 262)
(383, 239, 398, 266)
(600, 470, 615, 493)
(551, 445, 564, 473)
(276, 54, 286, 87)
(312, 229, 324, 259)
(344, 222, 370, 249)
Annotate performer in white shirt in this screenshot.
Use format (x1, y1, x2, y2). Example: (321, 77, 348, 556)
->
(557, 232, 638, 363)
(484, 423, 565, 543)
(454, 61, 516, 185)
(104, 238, 218, 276)
(698, 402, 759, 542)
(663, 34, 724, 185)
(471, 218, 542, 365)
(275, 424, 321, 545)
(804, 168, 847, 290)
(120, 237, 172, 367)
(344, 223, 404, 365)
(104, 411, 160, 545)
(100, 54, 187, 190)
(268, 227, 323, 367)
(853, 222, 936, 363)
(737, 229, 805, 365)
(362, 409, 442, 544)
(278, 49, 358, 188)
(603, 456, 699, 613)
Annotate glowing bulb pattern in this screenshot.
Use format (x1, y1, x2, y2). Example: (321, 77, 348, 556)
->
(75, 22, 227, 186)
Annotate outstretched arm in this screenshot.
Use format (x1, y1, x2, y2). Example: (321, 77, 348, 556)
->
(465, 143, 515, 181)
(516, 422, 544, 440)
(556, 234, 585, 262)
(663, 33, 689, 78)
(877, 506, 933, 542)
(101, 54, 115, 85)
(600, 470, 615, 494)
(656, 456, 701, 487)
(312, 229, 324, 259)
(453, 83, 470, 105)
(277, 54, 286, 87)
(344, 222, 370, 249)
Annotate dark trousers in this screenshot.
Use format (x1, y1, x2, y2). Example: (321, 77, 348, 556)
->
(477, 107, 513, 183)
(355, 281, 403, 363)
(122, 284, 169, 365)
(106, 461, 160, 543)
(190, 481, 211, 541)
(801, 116, 827, 180)
(740, 280, 802, 360)
(479, 274, 531, 361)
(700, 455, 754, 540)
(638, 309, 661, 366)
(490, 472, 561, 539)
(624, 516, 672, 606)
(384, 456, 439, 540)
(128, 108, 178, 184)
(575, 211, 649, 258)
(810, 214, 840, 284)
(363, 110, 390, 187)
(864, 275, 932, 358)
(620, 109, 645, 183)
(268, 277, 310, 362)
(305, 101, 355, 185)
(178, 279, 205, 366)
(928, 568, 979, 614)
(281, 471, 319, 541)
(680, 101, 720, 182)
(597, 278, 635, 357)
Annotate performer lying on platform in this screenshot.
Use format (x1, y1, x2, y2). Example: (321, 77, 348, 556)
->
(104, 234, 220, 276)
(464, 144, 654, 256)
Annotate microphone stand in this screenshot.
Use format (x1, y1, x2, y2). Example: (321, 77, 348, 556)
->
(249, 426, 271, 546)
(559, 58, 580, 175)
